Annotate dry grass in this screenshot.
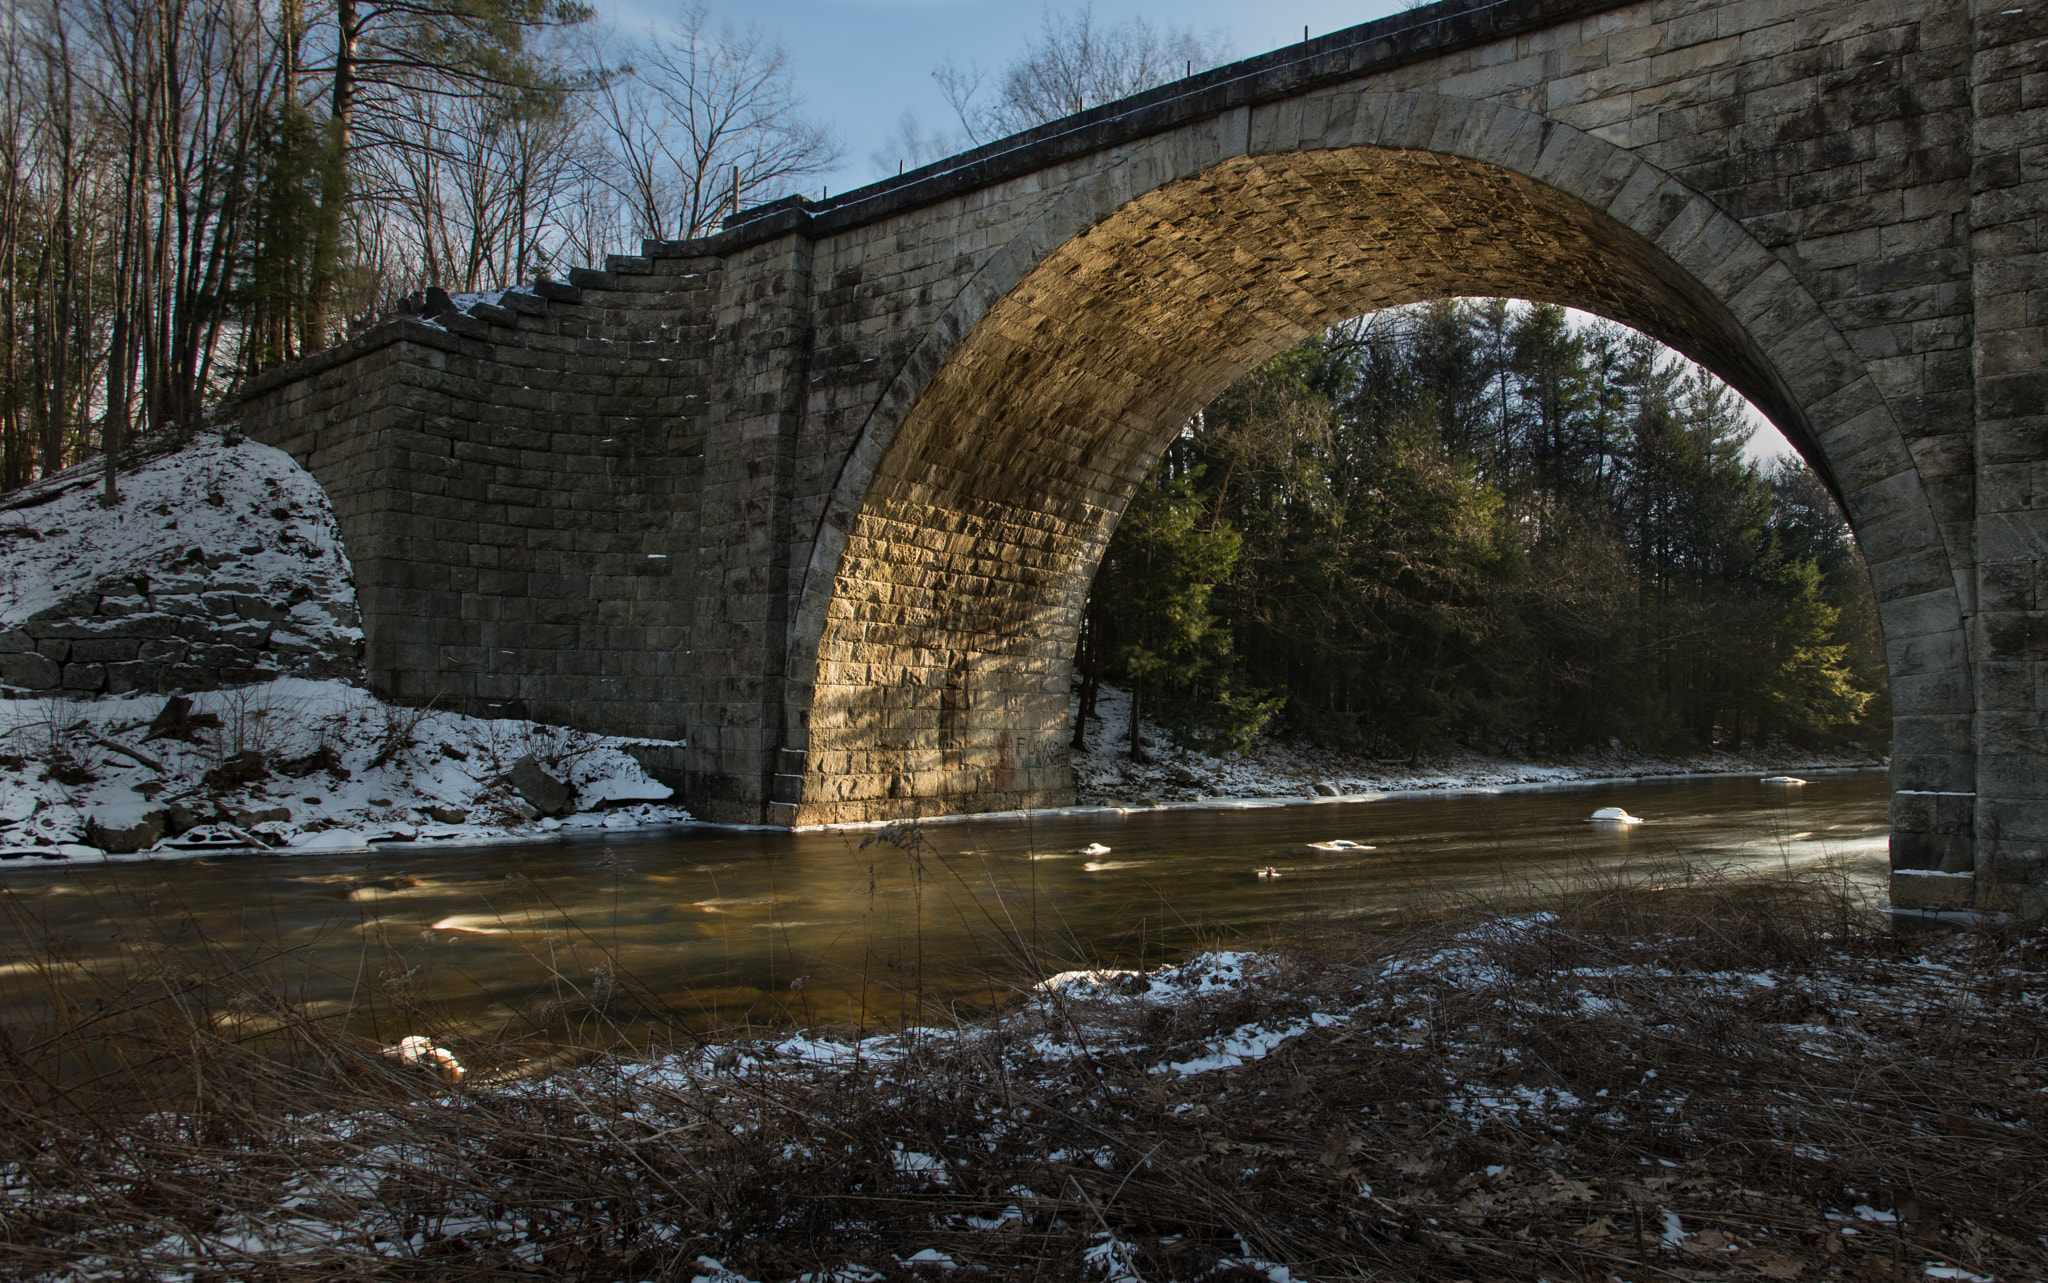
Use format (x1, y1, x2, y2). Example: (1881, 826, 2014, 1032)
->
(1, 852, 2043, 1282)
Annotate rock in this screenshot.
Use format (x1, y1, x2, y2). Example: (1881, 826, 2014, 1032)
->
(1313, 781, 1341, 796)
(86, 802, 169, 854)
(105, 661, 166, 694)
(0, 651, 60, 689)
(165, 802, 205, 834)
(226, 804, 291, 826)
(204, 750, 269, 791)
(510, 754, 574, 817)
(61, 662, 106, 692)
(229, 593, 288, 622)
(277, 744, 349, 779)
(424, 805, 469, 824)
(70, 638, 139, 663)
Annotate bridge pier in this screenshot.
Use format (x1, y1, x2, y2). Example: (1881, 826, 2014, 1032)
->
(241, 0, 2045, 914)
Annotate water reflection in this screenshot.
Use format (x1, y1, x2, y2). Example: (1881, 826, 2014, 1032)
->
(0, 772, 1888, 1043)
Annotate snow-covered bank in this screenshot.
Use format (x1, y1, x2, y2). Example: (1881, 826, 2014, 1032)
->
(1069, 680, 1882, 807)
(0, 434, 362, 694)
(0, 678, 690, 863)
(0, 435, 691, 863)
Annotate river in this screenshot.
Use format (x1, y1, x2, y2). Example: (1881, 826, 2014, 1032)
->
(0, 771, 1889, 1049)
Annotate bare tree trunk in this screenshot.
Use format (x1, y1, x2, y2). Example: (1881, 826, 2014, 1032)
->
(307, 0, 354, 345)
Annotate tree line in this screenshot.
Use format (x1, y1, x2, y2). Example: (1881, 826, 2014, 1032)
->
(0, 0, 839, 496)
(1077, 301, 1889, 761)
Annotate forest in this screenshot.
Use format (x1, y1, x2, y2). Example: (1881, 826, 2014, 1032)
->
(1075, 299, 1889, 763)
(0, 0, 842, 492)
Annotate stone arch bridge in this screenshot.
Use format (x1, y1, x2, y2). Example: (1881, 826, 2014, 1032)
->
(242, 0, 2046, 913)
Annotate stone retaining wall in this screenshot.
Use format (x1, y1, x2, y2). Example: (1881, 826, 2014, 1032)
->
(0, 576, 359, 697)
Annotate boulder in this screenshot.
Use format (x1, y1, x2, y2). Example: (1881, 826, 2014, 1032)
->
(0, 652, 60, 690)
(204, 750, 269, 791)
(277, 744, 348, 779)
(424, 804, 469, 824)
(510, 755, 574, 817)
(86, 802, 169, 854)
(226, 804, 291, 826)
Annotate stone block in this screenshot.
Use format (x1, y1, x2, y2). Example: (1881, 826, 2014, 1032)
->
(1889, 868, 1975, 910)
(68, 638, 139, 664)
(105, 661, 166, 695)
(0, 652, 60, 689)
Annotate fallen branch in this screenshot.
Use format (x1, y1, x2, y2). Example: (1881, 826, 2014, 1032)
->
(90, 736, 165, 772)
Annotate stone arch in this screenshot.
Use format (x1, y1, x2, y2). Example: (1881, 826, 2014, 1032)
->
(784, 91, 1966, 824)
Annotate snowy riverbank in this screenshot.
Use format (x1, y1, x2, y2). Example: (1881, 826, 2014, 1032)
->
(1069, 679, 1883, 809)
(0, 677, 691, 863)
(0, 437, 689, 863)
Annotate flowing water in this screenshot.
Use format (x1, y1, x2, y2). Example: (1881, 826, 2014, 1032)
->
(0, 771, 1889, 1045)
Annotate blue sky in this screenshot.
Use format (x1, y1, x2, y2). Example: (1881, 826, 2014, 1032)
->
(601, 1, 1413, 194)
(597, 1, 1794, 461)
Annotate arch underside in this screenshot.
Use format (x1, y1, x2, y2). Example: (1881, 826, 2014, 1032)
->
(797, 145, 1835, 822)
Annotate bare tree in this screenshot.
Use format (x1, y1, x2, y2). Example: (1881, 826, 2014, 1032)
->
(355, 25, 599, 293)
(591, 2, 838, 241)
(0, 0, 846, 499)
(937, 6, 1232, 146)
(303, 0, 595, 342)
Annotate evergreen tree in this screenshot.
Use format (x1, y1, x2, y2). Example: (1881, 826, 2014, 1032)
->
(1081, 299, 1889, 761)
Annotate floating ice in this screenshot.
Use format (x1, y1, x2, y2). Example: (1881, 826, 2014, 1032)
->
(1590, 807, 1642, 824)
(382, 1035, 465, 1083)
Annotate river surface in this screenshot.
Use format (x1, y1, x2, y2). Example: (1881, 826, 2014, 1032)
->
(0, 771, 1889, 1046)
